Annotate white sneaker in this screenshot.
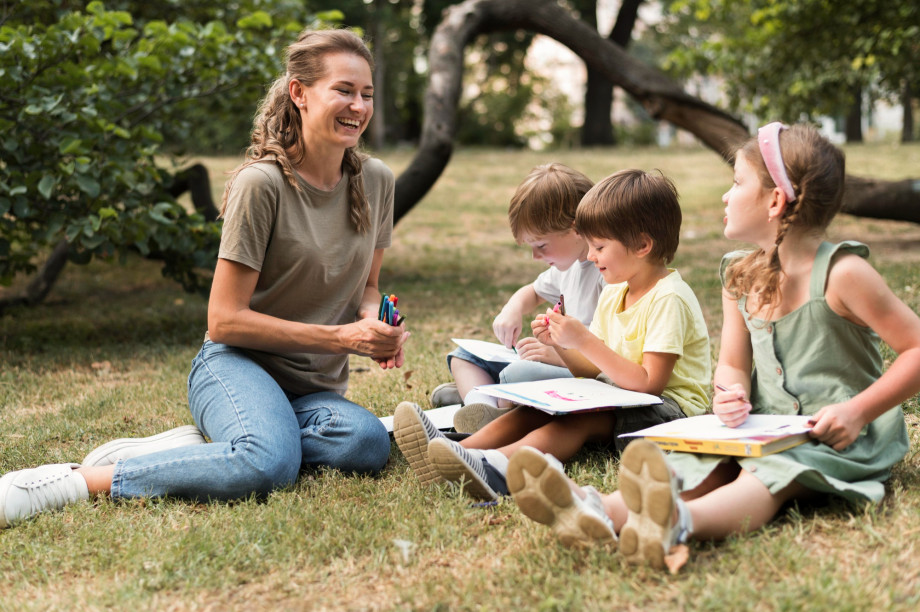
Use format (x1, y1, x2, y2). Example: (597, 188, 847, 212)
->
(507, 446, 617, 548)
(0, 463, 89, 528)
(393, 402, 447, 486)
(452, 402, 510, 434)
(618, 439, 691, 570)
(429, 382, 461, 408)
(81, 424, 207, 467)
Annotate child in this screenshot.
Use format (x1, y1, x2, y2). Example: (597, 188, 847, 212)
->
(394, 169, 712, 499)
(506, 122, 920, 572)
(434, 163, 605, 434)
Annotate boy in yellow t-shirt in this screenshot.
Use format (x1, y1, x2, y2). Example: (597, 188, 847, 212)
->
(396, 169, 712, 501)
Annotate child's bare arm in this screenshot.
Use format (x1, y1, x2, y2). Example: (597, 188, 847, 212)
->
(493, 283, 544, 348)
(713, 289, 754, 427)
(812, 255, 920, 449)
(534, 309, 677, 395)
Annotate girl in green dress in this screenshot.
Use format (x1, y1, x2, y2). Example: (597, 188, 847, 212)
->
(504, 122, 920, 572)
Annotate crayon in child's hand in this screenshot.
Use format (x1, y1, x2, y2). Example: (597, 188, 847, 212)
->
(553, 294, 566, 316)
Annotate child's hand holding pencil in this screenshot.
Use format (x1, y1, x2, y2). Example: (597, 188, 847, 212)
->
(713, 383, 752, 428)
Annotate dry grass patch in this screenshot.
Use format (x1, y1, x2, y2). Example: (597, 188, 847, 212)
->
(1, 144, 919, 611)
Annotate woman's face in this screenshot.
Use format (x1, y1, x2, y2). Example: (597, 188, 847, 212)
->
(299, 52, 374, 150)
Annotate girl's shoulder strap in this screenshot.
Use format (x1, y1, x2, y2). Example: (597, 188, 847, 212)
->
(810, 240, 870, 298)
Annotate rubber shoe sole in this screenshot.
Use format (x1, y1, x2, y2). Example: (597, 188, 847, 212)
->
(452, 402, 509, 434)
(81, 425, 206, 467)
(508, 447, 616, 548)
(393, 402, 445, 486)
(618, 439, 677, 569)
(429, 382, 461, 408)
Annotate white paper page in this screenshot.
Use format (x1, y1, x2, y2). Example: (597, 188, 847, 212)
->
(452, 338, 519, 364)
(620, 413, 813, 440)
(379, 404, 461, 433)
(477, 377, 661, 413)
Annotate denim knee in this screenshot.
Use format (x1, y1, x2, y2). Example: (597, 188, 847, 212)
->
(316, 419, 390, 475)
(342, 422, 390, 474)
(226, 433, 302, 497)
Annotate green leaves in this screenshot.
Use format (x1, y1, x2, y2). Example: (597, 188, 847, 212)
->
(656, 0, 920, 122)
(0, 3, 307, 294)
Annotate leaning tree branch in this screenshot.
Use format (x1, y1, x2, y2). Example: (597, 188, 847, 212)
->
(394, 0, 920, 225)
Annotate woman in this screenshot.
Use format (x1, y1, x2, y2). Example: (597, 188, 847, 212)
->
(1, 28, 407, 528)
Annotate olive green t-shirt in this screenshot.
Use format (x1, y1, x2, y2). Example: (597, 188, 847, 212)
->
(216, 157, 394, 395)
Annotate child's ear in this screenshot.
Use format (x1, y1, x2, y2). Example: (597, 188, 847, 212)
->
(766, 187, 789, 223)
(634, 233, 655, 259)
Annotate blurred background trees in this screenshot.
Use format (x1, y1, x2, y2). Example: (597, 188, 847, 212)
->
(2, 0, 917, 309)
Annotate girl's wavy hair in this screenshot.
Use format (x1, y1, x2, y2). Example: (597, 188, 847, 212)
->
(221, 28, 374, 233)
(724, 123, 846, 315)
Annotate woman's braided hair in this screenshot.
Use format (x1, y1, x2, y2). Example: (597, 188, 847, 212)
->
(221, 28, 373, 233)
(724, 124, 846, 317)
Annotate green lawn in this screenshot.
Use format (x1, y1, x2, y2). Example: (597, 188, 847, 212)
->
(1, 143, 919, 610)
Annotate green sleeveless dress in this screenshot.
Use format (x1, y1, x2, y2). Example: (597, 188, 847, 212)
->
(666, 241, 910, 503)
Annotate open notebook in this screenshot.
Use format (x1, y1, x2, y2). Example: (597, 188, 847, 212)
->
(476, 377, 661, 416)
(620, 414, 814, 457)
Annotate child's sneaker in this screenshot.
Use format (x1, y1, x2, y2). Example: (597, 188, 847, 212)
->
(452, 402, 510, 434)
(618, 439, 692, 571)
(429, 382, 462, 407)
(427, 438, 509, 501)
(507, 446, 617, 548)
(81, 424, 207, 467)
(0, 463, 89, 528)
(393, 401, 447, 486)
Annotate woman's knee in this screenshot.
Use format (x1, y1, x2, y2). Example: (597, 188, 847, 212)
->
(231, 436, 302, 495)
(334, 420, 390, 474)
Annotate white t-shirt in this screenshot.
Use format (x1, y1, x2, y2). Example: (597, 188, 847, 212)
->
(532, 258, 605, 325)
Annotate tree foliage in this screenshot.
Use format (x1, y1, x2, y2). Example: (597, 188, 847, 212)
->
(0, 1, 312, 292)
(655, 0, 920, 125)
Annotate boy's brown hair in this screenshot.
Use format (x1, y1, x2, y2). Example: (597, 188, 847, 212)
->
(507, 163, 594, 242)
(575, 169, 681, 264)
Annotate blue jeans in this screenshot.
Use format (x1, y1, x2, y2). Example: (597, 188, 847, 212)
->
(498, 359, 573, 384)
(110, 341, 390, 501)
(447, 347, 573, 385)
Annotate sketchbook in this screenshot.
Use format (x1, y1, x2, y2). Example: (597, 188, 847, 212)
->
(475, 377, 662, 415)
(452, 338, 519, 364)
(620, 414, 814, 457)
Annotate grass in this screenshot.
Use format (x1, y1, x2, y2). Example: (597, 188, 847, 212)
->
(2, 143, 920, 610)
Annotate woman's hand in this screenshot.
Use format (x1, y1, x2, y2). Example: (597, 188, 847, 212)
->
(493, 308, 523, 349)
(515, 336, 557, 363)
(808, 402, 866, 451)
(712, 383, 751, 428)
(340, 318, 409, 368)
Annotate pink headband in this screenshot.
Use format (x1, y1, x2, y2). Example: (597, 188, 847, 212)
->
(757, 122, 796, 203)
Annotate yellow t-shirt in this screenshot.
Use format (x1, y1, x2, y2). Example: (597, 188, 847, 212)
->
(589, 270, 711, 416)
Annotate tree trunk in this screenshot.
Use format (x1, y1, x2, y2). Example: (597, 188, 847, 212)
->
(845, 84, 863, 143)
(902, 81, 914, 143)
(0, 240, 69, 314)
(582, 67, 616, 146)
(394, 0, 920, 225)
(579, 0, 613, 147)
(581, 0, 642, 147)
(369, 0, 387, 150)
